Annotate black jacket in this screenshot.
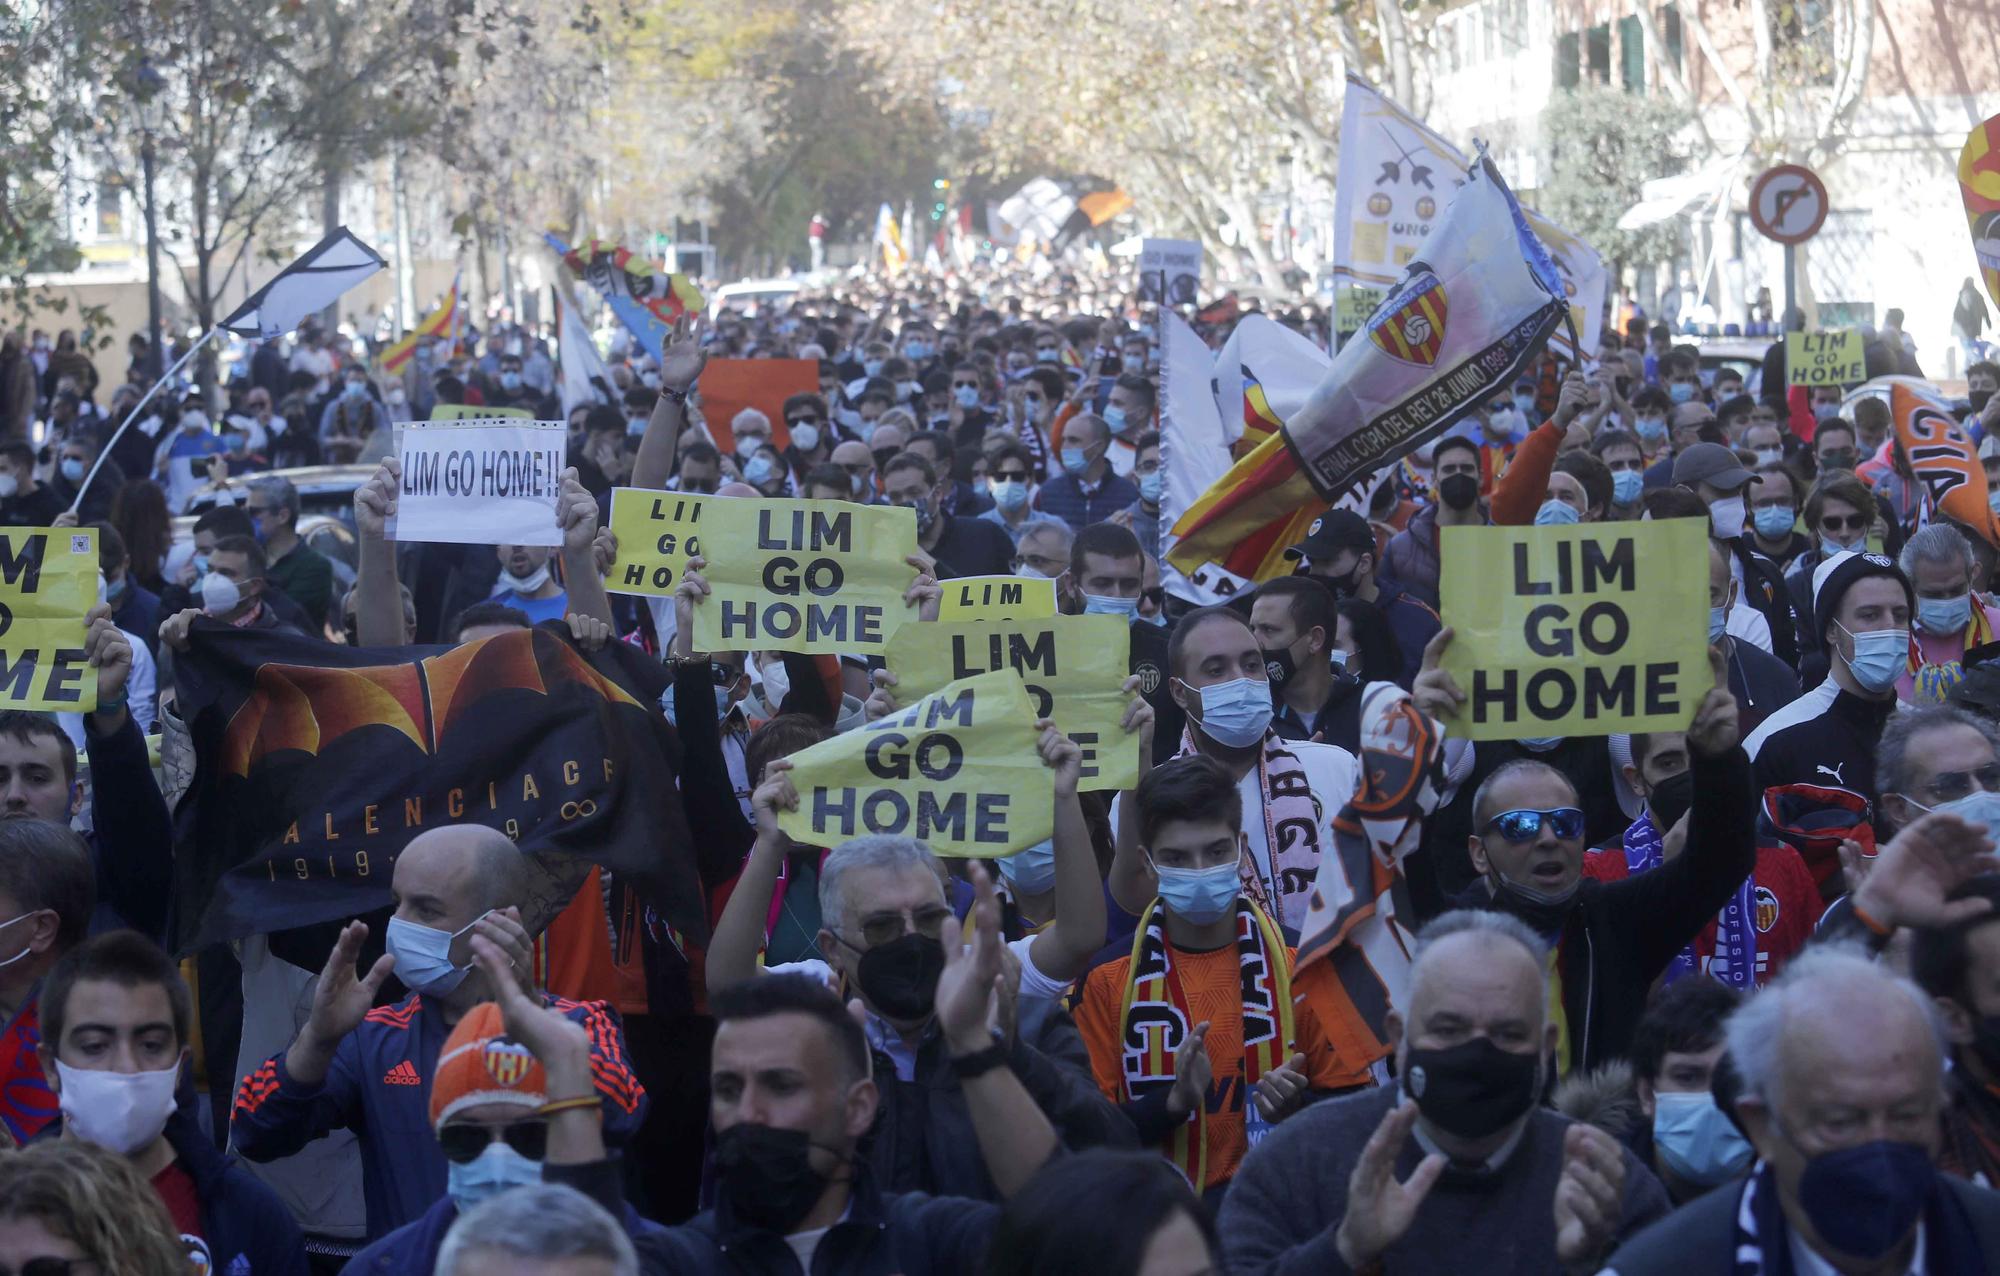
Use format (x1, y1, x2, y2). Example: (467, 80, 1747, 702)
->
(85, 713, 175, 943)
(1722, 636, 1801, 739)
(1725, 537, 1801, 671)
(550, 1155, 997, 1276)
(1476, 745, 1757, 1072)
(1744, 677, 1897, 809)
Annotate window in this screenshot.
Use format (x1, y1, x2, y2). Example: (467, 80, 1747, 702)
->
(1556, 31, 1581, 88)
(1586, 23, 1612, 84)
(1662, 4, 1684, 70)
(93, 178, 123, 239)
(1620, 16, 1644, 90)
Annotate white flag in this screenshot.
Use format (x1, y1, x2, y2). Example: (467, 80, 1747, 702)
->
(556, 291, 612, 416)
(1157, 311, 1240, 604)
(220, 228, 386, 339)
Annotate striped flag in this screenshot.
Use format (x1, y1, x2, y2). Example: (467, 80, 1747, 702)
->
(547, 234, 703, 365)
(380, 275, 460, 374)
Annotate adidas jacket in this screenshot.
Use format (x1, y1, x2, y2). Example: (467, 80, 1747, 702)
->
(230, 992, 645, 1240)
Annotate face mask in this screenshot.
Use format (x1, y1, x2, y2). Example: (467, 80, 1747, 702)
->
(997, 838, 1057, 895)
(1060, 447, 1089, 476)
(1651, 1091, 1753, 1187)
(1708, 494, 1746, 540)
(446, 1140, 542, 1211)
(1612, 469, 1644, 505)
(1917, 593, 1972, 637)
(1793, 1139, 1935, 1261)
(1036, 348, 1058, 363)
(1820, 449, 1857, 471)
(954, 386, 980, 409)
(199, 572, 242, 616)
(1138, 470, 1163, 504)
(1646, 769, 1696, 831)
(1752, 506, 1794, 539)
(714, 1123, 831, 1234)
(344, 381, 368, 400)
(791, 423, 821, 453)
(1837, 622, 1908, 694)
(1813, 401, 1840, 422)
(0, 474, 19, 499)
(1328, 647, 1350, 672)
(898, 381, 922, 401)
(499, 372, 523, 392)
(1152, 860, 1242, 925)
(1921, 789, 2000, 844)
(1402, 1036, 1541, 1140)
(1103, 405, 1128, 433)
(1439, 472, 1480, 511)
(1486, 407, 1522, 435)
(1708, 604, 1729, 644)
(849, 471, 871, 498)
(990, 479, 1028, 512)
(1262, 645, 1298, 687)
(863, 358, 885, 377)
(59, 458, 84, 484)
(904, 342, 929, 361)
(1074, 589, 1138, 619)
(385, 913, 484, 995)
(626, 415, 649, 437)
(1634, 416, 1667, 441)
(1973, 388, 1995, 413)
(758, 660, 791, 713)
(854, 932, 944, 1020)
(1189, 676, 1273, 748)
(56, 1060, 180, 1156)
(641, 371, 662, 390)
(1821, 534, 1862, 559)
(503, 563, 552, 595)
(226, 434, 249, 455)
(744, 455, 779, 486)
(1990, 491, 2000, 517)
(1513, 393, 1538, 416)
(1749, 447, 1782, 468)
(900, 500, 935, 538)
(1489, 865, 1581, 935)
(387, 389, 407, 408)
(1668, 382, 1697, 404)
(1534, 498, 1580, 526)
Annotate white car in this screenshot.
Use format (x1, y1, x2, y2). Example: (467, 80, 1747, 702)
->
(712, 279, 804, 315)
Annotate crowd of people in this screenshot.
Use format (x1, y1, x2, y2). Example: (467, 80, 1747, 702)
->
(3, 257, 2000, 1276)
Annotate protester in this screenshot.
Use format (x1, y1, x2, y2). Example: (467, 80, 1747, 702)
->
(1899, 523, 2000, 703)
(1381, 433, 1484, 609)
(1036, 413, 1139, 531)
(1285, 509, 1439, 686)
(982, 1148, 1221, 1276)
(245, 475, 335, 635)
(0, 1138, 191, 1276)
(883, 451, 1014, 578)
(1618, 977, 1751, 1204)
(433, 1183, 640, 1276)
(1247, 576, 1357, 748)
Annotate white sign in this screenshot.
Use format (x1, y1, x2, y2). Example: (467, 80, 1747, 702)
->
(1139, 239, 1202, 307)
(386, 418, 568, 547)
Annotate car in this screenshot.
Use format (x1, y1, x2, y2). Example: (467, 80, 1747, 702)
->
(1685, 336, 1769, 399)
(712, 278, 803, 316)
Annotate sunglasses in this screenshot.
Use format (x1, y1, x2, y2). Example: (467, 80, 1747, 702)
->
(1, 1262, 90, 1276)
(1917, 764, 2000, 805)
(1819, 513, 1868, 533)
(992, 469, 1030, 482)
(1484, 807, 1586, 843)
(437, 1119, 548, 1164)
(786, 416, 823, 428)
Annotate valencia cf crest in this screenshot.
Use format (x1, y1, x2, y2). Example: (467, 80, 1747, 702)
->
(1754, 885, 1779, 934)
(1370, 272, 1448, 367)
(483, 1038, 536, 1087)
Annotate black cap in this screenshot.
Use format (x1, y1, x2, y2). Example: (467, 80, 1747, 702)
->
(1284, 509, 1375, 561)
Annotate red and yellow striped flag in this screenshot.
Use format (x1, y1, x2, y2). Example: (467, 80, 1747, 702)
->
(380, 277, 459, 374)
(1165, 430, 1323, 582)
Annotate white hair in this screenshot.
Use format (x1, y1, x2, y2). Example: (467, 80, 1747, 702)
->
(817, 834, 940, 931)
(732, 407, 771, 433)
(435, 1183, 637, 1276)
(1725, 943, 1944, 1108)
(1898, 522, 1975, 580)
(1412, 908, 1549, 963)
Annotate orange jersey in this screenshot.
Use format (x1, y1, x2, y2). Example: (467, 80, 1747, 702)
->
(1073, 942, 1359, 1189)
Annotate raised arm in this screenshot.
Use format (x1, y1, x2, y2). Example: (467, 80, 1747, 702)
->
(705, 763, 797, 995)
(351, 460, 406, 647)
(1024, 723, 1109, 984)
(556, 468, 612, 626)
(631, 317, 707, 492)
(1108, 674, 1160, 915)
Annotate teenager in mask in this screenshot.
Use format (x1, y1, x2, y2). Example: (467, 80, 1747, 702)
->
(1619, 978, 1751, 1204)
(37, 931, 305, 1275)
(1382, 435, 1486, 610)
(977, 442, 1039, 545)
(1220, 911, 1670, 1274)
(1250, 576, 1357, 750)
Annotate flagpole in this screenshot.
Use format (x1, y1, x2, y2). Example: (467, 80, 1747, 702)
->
(71, 327, 221, 513)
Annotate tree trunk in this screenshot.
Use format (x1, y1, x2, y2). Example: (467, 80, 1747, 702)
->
(1375, 0, 1414, 106)
(319, 154, 343, 333)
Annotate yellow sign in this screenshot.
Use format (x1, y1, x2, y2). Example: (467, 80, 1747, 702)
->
(606, 488, 709, 597)
(937, 575, 1057, 622)
(1786, 331, 1865, 387)
(1336, 286, 1385, 333)
(690, 498, 919, 654)
(888, 615, 1135, 791)
(1438, 519, 1708, 741)
(432, 403, 533, 420)
(777, 670, 1052, 857)
(0, 529, 98, 713)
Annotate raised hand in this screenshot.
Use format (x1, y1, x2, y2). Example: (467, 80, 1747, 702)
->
(750, 758, 799, 838)
(302, 921, 396, 1056)
(1553, 1123, 1626, 1270)
(904, 553, 941, 621)
(565, 613, 611, 652)
(468, 933, 591, 1093)
(558, 467, 599, 552)
(864, 668, 901, 724)
(1036, 719, 1082, 798)
(1334, 1101, 1447, 1270)
(659, 314, 709, 394)
(1851, 811, 2000, 931)
(353, 459, 399, 539)
(936, 862, 1005, 1055)
(1411, 627, 1465, 723)
(1685, 646, 1740, 758)
(83, 604, 131, 712)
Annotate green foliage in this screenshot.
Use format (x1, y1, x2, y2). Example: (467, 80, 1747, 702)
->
(1534, 85, 1688, 271)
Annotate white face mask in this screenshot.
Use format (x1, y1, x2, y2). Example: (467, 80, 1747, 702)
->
(199, 572, 243, 616)
(759, 658, 791, 712)
(502, 563, 552, 595)
(0, 911, 37, 969)
(57, 1059, 180, 1156)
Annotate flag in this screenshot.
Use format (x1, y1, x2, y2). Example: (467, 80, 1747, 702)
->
(555, 289, 613, 416)
(1169, 155, 1566, 581)
(1959, 113, 2000, 311)
(1888, 376, 2000, 547)
(169, 623, 705, 953)
(874, 203, 908, 274)
(546, 233, 704, 365)
(1157, 311, 1240, 604)
(220, 227, 386, 339)
(380, 274, 460, 375)
(1331, 74, 1604, 360)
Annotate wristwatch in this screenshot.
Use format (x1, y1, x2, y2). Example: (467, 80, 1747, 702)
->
(948, 1040, 1011, 1080)
(658, 384, 690, 408)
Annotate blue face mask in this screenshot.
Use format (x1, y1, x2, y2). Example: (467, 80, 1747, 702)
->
(500, 372, 522, 392)
(1652, 1092, 1753, 1188)
(1821, 534, 1861, 558)
(1060, 447, 1089, 476)
(1534, 498, 1580, 526)
(1708, 605, 1728, 644)
(1152, 859, 1241, 925)
(1187, 676, 1273, 748)
(1611, 469, 1644, 505)
(1138, 470, 1163, 504)
(904, 341, 930, 361)
(1836, 622, 1908, 694)
(863, 359, 885, 377)
(1919, 788, 2000, 843)
(1513, 393, 1538, 416)
(989, 479, 1028, 512)
(446, 1142, 542, 1212)
(997, 838, 1057, 895)
(385, 913, 483, 995)
(344, 381, 367, 400)
(1083, 593, 1139, 618)
(1516, 735, 1564, 752)
(1752, 505, 1795, 539)
(955, 385, 980, 409)
(1634, 416, 1667, 441)
(1917, 593, 1972, 637)
(1668, 382, 1696, 404)
(1103, 405, 1128, 433)
(745, 455, 778, 486)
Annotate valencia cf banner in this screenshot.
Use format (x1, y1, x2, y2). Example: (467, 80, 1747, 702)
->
(169, 622, 703, 953)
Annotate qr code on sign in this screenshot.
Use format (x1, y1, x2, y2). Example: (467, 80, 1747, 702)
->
(70, 534, 91, 554)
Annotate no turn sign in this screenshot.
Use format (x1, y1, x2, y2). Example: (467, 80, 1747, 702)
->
(1749, 164, 1829, 245)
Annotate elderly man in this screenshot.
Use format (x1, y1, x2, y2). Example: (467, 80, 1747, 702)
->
(1605, 946, 2000, 1273)
(1899, 524, 2000, 703)
(231, 825, 641, 1240)
(1220, 911, 1670, 1274)
(1035, 413, 1139, 532)
(1010, 516, 1073, 583)
(435, 1185, 638, 1276)
(245, 474, 334, 633)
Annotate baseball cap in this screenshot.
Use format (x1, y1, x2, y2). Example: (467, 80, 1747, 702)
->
(1284, 509, 1375, 562)
(1672, 442, 1756, 491)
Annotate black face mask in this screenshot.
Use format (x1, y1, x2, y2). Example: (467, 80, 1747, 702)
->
(1402, 1036, 1541, 1140)
(1438, 472, 1480, 511)
(1973, 388, 1994, 413)
(1646, 769, 1695, 831)
(714, 1123, 831, 1234)
(1261, 644, 1297, 687)
(855, 932, 944, 1020)
(1489, 870, 1581, 937)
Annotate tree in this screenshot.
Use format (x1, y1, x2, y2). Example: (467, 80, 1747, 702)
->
(1535, 85, 1688, 274)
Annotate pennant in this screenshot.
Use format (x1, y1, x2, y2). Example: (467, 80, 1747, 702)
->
(1888, 376, 2000, 548)
(1169, 155, 1565, 580)
(1959, 113, 2000, 312)
(546, 233, 704, 364)
(380, 275, 460, 374)
(220, 227, 386, 339)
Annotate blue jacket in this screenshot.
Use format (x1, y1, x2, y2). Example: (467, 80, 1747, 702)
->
(231, 993, 646, 1240)
(341, 1181, 672, 1274)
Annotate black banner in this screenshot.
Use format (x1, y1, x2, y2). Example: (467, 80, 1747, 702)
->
(170, 621, 702, 954)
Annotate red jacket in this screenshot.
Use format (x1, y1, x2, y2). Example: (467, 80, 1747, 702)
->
(1582, 840, 1817, 986)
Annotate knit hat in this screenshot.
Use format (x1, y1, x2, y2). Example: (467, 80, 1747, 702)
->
(428, 1002, 547, 1128)
(1811, 550, 1914, 654)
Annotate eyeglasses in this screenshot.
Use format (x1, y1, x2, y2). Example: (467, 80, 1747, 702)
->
(0, 1260, 90, 1276)
(1916, 764, 2000, 805)
(1483, 807, 1587, 843)
(1015, 553, 1065, 574)
(1819, 513, 1868, 533)
(437, 1118, 549, 1164)
(847, 905, 952, 949)
(992, 469, 1030, 482)
(786, 416, 823, 428)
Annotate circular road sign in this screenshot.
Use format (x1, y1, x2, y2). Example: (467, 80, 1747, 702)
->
(1749, 164, 1829, 245)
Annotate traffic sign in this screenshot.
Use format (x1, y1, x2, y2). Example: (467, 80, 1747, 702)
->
(1749, 164, 1829, 245)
